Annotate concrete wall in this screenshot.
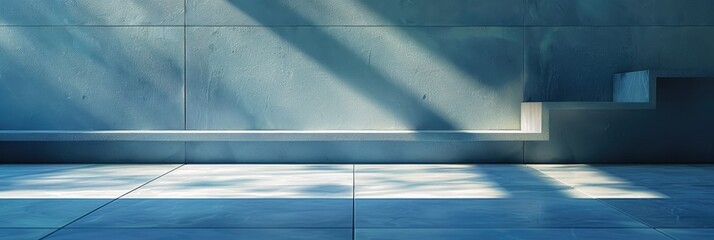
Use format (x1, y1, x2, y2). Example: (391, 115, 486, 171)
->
(1, 0, 713, 163)
(526, 77, 714, 163)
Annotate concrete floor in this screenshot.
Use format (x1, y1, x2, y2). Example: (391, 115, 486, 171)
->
(1, 164, 713, 240)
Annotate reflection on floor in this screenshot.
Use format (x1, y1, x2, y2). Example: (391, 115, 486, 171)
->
(1, 164, 713, 240)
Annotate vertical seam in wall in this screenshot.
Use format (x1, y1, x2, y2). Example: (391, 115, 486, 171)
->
(522, 0, 527, 165)
(183, 0, 188, 164)
(183, 0, 188, 130)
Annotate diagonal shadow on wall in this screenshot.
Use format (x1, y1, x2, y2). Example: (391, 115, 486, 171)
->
(227, 0, 457, 130)
(0, 1, 184, 130)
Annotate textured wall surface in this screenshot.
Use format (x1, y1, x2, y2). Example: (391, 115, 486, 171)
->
(0, 0, 185, 130)
(526, 78, 714, 163)
(523, 0, 714, 101)
(1, 0, 713, 163)
(525, 0, 714, 26)
(0, 27, 184, 130)
(0, 0, 184, 26)
(187, 27, 522, 130)
(525, 27, 714, 101)
(188, 0, 523, 26)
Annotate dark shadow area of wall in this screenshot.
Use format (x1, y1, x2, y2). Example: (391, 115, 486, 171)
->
(523, 0, 714, 102)
(524, 27, 714, 102)
(185, 141, 523, 164)
(0, 1, 185, 130)
(0, 27, 185, 130)
(0, 0, 183, 26)
(0, 142, 185, 164)
(525, 0, 714, 26)
(1, 1, 714, 163)
(188, 0, 522, 26)
(526, 78, 714, 163)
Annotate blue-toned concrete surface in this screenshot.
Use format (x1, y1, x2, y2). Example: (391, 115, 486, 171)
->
(0, 164, 177, 230)
(525, 0, 714, 26)
(185, 141, 523, 163)
(0, 229, 56, 240)
(524, 27, 714, 101)
(70, 199, 352, 228)
(660, 229, 714, 240)
(188, 0, 522, 26)
(46, 229, 351, 240)
(187, 26, 522, 130)
(0, 142, 184, 163)
(0, 0, 184, 26)
(1, 1, 714, 163)
(613, 70, 650, 103)
(356, 229, 671, 240)
(1, 164, 712, 239)
(534, 165, 714, 228)
(525, 78, 714, 163)
(0, 27, 184, 130)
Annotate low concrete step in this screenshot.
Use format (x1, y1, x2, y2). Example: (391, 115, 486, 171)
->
(0, 70, 707, 143)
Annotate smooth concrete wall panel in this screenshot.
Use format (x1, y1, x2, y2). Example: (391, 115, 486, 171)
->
(187, 27, 523, 130)
(0, 142, 185, 163)
(0, 0, 184, 25)
(0, 27, 184, 130)
(186, 141, 523, 163)
(524, 27, 714, 101)
(525, 78, 714, 163)
(188, 0, 523, 26)
(526, 0, 714, 26)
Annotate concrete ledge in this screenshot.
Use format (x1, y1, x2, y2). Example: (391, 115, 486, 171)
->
(0, 70, 709, 143)
(0, 129, 546, 142)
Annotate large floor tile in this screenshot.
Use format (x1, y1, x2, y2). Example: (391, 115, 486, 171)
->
(122, 165, 353, 198)
(0, 165, 177, 228)
(67, 199, 352, 228)
(355, 165, 583, 199)
(0, 199, 108, 228)
(69, 165, 354, 228)
(579, 165, 714, 186)
(0, 164, 87, 178)
(529, 165, 672, 199)
(605, 199, 714, 228)
(356, 199, 644, 228)
(659, 228, 714, 240)
(356, 228, 670, 240)
(0, 165, 178, 198)
(46, 228, 351, 240)
(0, 228, 56, 240)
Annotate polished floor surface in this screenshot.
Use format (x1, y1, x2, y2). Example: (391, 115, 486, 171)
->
(1, 164, 713, 240)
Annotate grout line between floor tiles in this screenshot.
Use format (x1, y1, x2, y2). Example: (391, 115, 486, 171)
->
(2, 226, 672, 230)
(38, 164, 186, 240)
(352, 164, 356, 240)
(525, 165, 677, 240)
(652, 228, 679, 240)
